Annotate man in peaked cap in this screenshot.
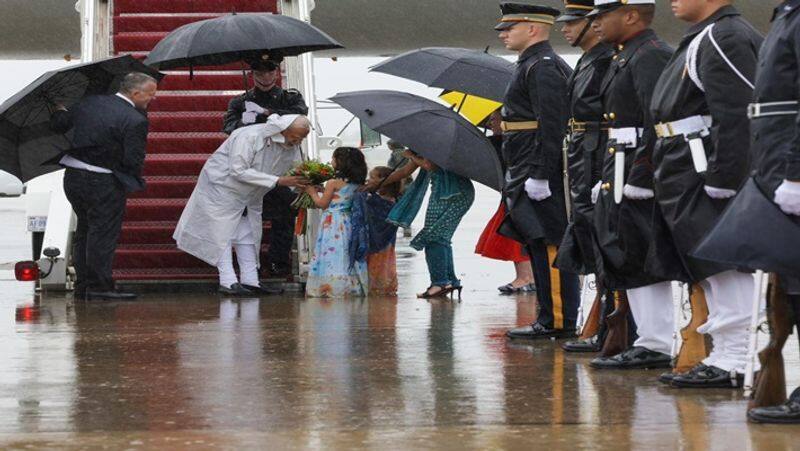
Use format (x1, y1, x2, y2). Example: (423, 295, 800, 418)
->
(584, 0, 679, 370)
(495, 2, 582, 340)
(553, 0, 621, 353)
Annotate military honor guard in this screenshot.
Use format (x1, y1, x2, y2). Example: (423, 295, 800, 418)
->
(690, 0, 800, 422)
(584, 0, 678, 369)
(552, 0, 617, 353)
(647, 0, 762, 388)
(494, 2, 582, 340)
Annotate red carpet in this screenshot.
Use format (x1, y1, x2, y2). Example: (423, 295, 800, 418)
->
(113, 0, 280, 281)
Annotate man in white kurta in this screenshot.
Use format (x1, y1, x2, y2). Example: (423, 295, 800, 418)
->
(174, 114, 310, 294)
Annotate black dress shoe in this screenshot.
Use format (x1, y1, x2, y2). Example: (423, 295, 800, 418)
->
(506, 322, 577, 340)
(562, 335, 602, 352)
(242, 283, 284, 295)
(670, 364, 744, 388)
(498, 283, 536, 294)
(86, 291, 138, 301)
(218, 283, 253, 296)
(590, 346, 672, 370)
(659, 371, 677, 385)
(748, 387, 800, 424)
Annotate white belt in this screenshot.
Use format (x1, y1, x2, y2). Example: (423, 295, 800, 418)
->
(60, 155, 112, 174)
(747, 101, 799, 119)
(653, 115, 712, 138)
(654, 115, 712, 174)
(607, 127, 643, 148)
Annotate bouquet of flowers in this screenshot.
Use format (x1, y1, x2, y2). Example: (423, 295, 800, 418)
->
(288, 160, 335, 209)
(288, 160, 335, 235)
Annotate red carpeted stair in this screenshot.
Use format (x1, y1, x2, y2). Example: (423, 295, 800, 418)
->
(112, 0, 280, 282)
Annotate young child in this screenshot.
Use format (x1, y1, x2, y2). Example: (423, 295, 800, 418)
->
(304, 147, 369, 298)
(364, 166, 402, 295)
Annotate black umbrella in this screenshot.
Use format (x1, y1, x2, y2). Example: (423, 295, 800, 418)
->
(370, 47, 513, 102)
(331, 90, 504, 191)
(692, 178, 800, 276)
(144, 13, 343, 70)
(0, 55, 163, 183)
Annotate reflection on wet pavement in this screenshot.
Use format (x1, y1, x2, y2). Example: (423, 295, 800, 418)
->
(1, 187, 799, 449)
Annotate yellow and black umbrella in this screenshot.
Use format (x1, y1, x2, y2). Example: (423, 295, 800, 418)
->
(439, 90, 502, 126)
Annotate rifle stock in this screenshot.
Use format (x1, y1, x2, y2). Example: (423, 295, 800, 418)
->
(579, 289, 604, 340)
(601, 291, 629, 357)
(673, 284, 711, 373)
(750, 274, 793, 409)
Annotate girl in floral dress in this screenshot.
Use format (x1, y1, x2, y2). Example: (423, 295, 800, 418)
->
(304, 147, 369, 298)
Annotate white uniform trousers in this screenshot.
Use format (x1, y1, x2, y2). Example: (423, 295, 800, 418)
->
(697, 270, 756, 373)
(627, 281, 675, 355)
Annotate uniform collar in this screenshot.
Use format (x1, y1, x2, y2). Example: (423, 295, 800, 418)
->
(518, 40, 553, 63)
(581, 42, 612, 66)
(615, 28, 657, 59)
(686, 5, 740, 37)
(773, 0, 800, 22)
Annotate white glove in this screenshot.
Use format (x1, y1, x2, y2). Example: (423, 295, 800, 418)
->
(524, 178, 551, 201)
(591, 181, 601, 204)
(244, 101, 266, 114)
(774, 180, 800, 216)
(623, 184, 654, 200)
(241, 111, 258, 125)
(704, 185, 737, 199)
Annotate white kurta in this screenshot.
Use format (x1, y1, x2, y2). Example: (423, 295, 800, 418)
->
(173, 115, 302, 266)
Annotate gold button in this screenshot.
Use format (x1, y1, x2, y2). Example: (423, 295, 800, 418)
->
(603, 113, 609, 120)
(609, 112, 616, 120)
(609, 147, 616, 155)
(601, 182, 611, 191)
(618, 44, 625, 51)
(612, 55, 619, 60)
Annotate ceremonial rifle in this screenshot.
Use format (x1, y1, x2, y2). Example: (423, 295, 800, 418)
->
(578, 279, 603, 340)
(673, 284, 711, 373)
(749, 274, 794, 409)
(600, 291, 629, 357)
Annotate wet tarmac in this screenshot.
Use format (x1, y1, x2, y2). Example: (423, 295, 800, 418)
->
(2, 185, 800, 450)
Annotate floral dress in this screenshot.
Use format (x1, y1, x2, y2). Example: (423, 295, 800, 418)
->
(306, 184, 368, 298)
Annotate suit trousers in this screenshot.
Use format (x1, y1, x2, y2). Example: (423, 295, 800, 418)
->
(528, 240, 581, 330)
(63, 168, 127, 293)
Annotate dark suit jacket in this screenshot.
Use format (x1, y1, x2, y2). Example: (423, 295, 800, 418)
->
(51, 94, 149, 192)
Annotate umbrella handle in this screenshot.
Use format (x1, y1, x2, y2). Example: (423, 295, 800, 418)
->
(240, 60, 249, 91)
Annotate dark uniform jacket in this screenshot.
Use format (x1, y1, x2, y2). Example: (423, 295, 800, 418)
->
(649, 6, 762, 282)
(555, 42, 613, 274)
(51, 95, 149, 193)
(592, 29, 674, 290)
(499, 40, 573, 246)
(750, 0, 800, 293)
(222, 85, 308, 135)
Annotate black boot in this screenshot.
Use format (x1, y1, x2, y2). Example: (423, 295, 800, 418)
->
(506, 322, 577, 340)
(562, 335, 602, 352)
(589, 346, 672, 370)
(748, 388, 800, 424)
(671, 364, 744, 389)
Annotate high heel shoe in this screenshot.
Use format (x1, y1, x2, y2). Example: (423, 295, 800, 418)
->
(417, 285, 450, 299)
(449, 286, 463, 300)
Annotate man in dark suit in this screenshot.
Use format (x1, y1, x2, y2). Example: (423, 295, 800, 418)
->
(51, 72, 157, 301)
(222, 54, 308, 278)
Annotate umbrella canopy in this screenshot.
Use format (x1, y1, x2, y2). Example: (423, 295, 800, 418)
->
(370, 47, 513, 102)
(331, 90, 504, 191)
(0, 55, 163, 183)
(692, 178, 800, 277)
(439, 90, 501, 126)
(144, 13, 343, 70)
